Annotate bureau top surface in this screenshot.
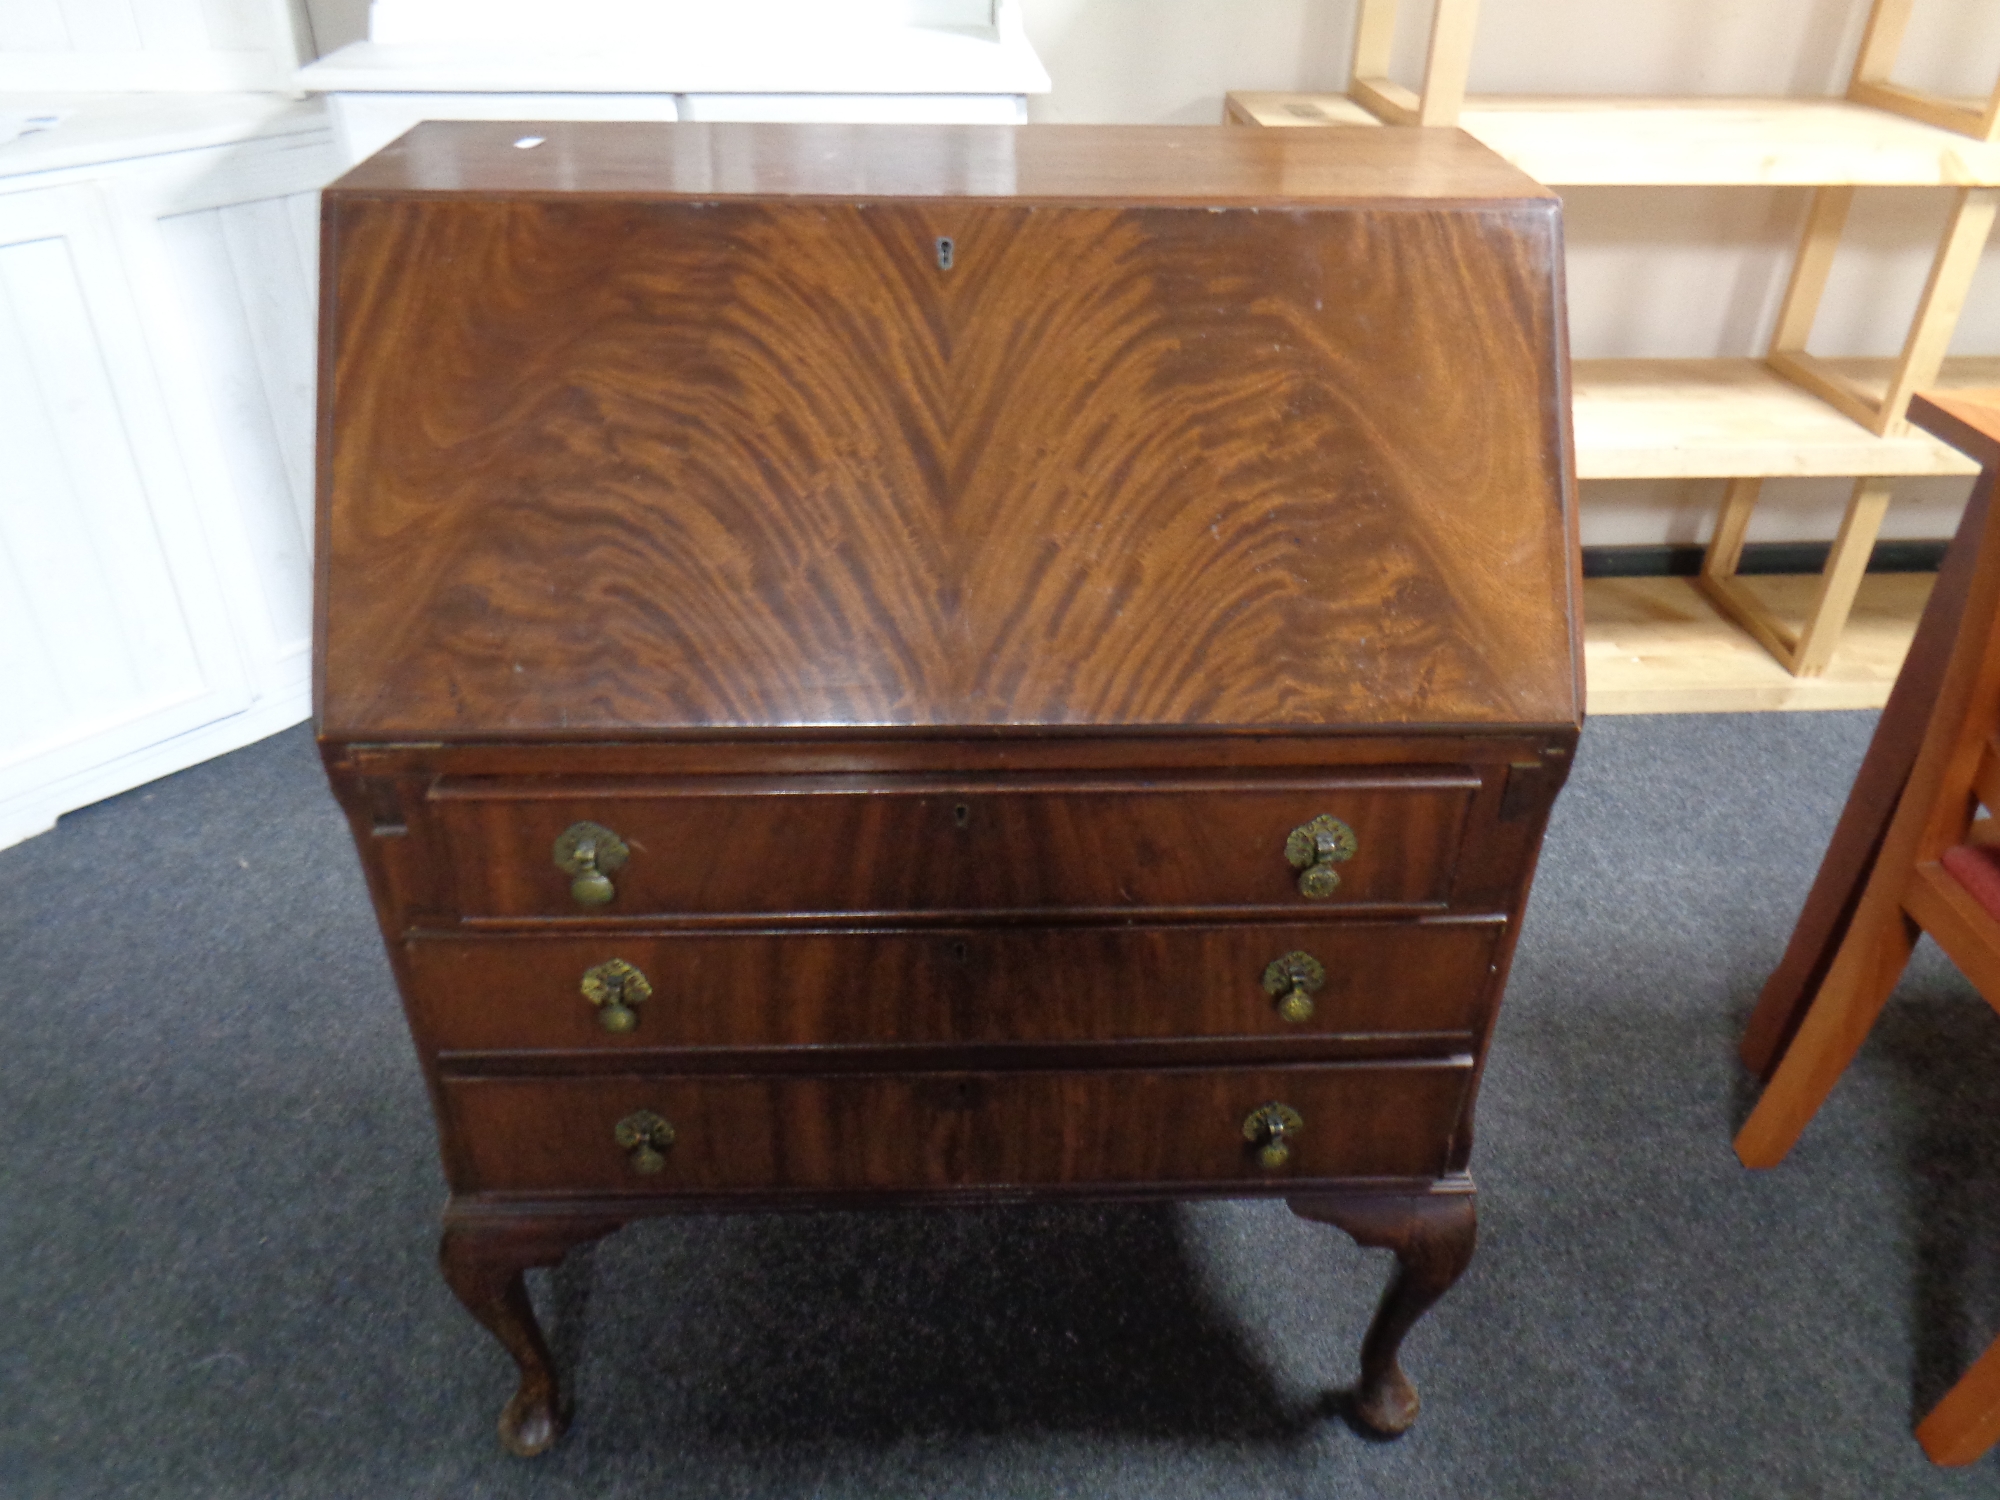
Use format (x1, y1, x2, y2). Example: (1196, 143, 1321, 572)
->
(328, 120, 1557, 207)
(317, 123, 1580, 740)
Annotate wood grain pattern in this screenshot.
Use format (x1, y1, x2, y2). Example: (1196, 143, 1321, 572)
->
(317, 126, 1577, 737)
(441, 1061, 1474, 1194)
(431, 773, 1477, 918)
(405, 919, 1502, 1054)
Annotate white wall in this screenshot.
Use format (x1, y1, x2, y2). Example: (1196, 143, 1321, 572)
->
(299, 0, 2000, 546)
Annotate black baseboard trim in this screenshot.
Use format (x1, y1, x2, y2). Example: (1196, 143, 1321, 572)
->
(1581, 539, 1949, 579)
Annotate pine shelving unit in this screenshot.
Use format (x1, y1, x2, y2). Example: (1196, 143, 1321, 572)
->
(1227, 0, 2000, 708)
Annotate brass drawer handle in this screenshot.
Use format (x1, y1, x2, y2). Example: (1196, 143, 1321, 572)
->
(1261, 951, 1326, 1023)
(614, 1110, 675, 1174)
(580, 959, 652, 1034)
(1285, 814, 1356, 898)
(1243, 1102, 1304, 1170)
(554, 821, 628, 906)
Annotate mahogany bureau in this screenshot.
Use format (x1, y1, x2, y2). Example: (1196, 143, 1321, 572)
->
(313, 120, 1581, 1456)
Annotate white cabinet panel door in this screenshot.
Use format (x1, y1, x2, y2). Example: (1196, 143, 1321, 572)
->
(0, 184, 251, 846)
(155, 190, 320, 679)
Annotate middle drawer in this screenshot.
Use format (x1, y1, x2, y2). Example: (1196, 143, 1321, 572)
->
(405, 920, 1500, 1053)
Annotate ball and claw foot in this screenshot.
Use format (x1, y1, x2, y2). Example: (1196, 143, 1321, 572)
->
(498, 1380, 567, 1458)
(1351, 1362, 1421, 1437)
(439, 1216, 615, 1460)
(1288, 1187, 1477, 1441)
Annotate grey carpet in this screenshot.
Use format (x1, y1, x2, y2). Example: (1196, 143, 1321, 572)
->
(3, 713, 1999, 1497)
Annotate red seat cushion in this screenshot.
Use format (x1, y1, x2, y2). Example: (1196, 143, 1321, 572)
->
(1942, 843, 2000, 921)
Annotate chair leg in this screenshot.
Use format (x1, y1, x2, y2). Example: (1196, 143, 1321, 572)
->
(1734, 901, 1919, 1167)
(1917, 1331, 2000, 1466)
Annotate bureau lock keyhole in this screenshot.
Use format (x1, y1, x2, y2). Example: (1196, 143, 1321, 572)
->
(953, 802, 970, 828)
(935, 236, 954, 270)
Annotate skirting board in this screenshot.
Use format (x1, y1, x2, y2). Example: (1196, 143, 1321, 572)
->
(1583, 539, 1947, 578)
(0, 689, 309, 852)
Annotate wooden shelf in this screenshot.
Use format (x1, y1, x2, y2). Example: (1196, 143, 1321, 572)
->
(1573, 357, 2000, 479)
(1584, 573, 1927, 713)
(1223, 92, 1381, 129)
(1225, 93, 2000, 186)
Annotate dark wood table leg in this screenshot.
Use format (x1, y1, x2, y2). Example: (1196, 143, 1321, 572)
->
(1290, 1188, 1478, 1436)
(438, 1213, 620, 1457)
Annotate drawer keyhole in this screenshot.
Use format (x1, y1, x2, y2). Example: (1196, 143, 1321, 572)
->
(953, 802, 971, 828)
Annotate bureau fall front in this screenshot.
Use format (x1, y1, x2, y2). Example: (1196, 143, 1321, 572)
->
(313, 120, 1581, 1455)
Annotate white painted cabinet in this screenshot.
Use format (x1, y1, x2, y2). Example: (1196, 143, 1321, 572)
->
(0, 101, 340, 848)
(299, 0, 1049, 161)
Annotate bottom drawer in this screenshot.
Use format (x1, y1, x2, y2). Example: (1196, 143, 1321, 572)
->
(440, 1061, 1473, 1195)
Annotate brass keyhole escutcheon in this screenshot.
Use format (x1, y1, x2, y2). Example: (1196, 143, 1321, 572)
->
(554, 821, 629, 906)
(1285, 815, 1357, 899)
(581, 959, 653, 1034)
(1242, 1102, 1304, 1170)
(614, 1110, 675, 1174)
(1261, 951, 1327, 1023)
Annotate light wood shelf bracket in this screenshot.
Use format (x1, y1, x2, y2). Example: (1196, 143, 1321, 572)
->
(1768, 184, 2000, 438)
(1347, 0, 1479, 127)
(1698, 475, 1897, 678)
(1849, 0, 2000, 143)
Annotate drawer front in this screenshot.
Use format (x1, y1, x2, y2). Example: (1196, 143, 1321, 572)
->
(434, 775, 1478, 918)
(407, 921, 1500, 1052)
(441, 1061, 1473, 1194)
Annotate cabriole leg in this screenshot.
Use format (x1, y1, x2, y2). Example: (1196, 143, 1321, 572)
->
(1290, 1189, 1478, 1436)
(438, 1216, 617, 1457)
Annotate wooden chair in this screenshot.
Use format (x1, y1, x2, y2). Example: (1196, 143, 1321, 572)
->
(1735, 388, 2000, 1465)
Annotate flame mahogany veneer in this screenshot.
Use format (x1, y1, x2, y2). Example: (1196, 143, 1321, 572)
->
(315, 121, 1581, 1455)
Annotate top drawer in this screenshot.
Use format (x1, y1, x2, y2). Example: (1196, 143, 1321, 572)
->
(432, 772, 1478, 919)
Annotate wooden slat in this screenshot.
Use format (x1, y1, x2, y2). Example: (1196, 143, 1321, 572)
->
(1349, 0, 1395, 83)
(1875, 189, 2000, 434)
(1696, 476, 1903, 680)
(1851, 81, 1999, 145)
(1767, 349, 1885, 434)
(1770, 186, 1854, 356)
(1351, 76, 1422, 127)
(1695, 572, 1802, 668)
(1700, 476, 1761, 580)
(1414, 0, 1479, 127)
(1794, 478, 1896, 676)
(1850, 2, 2000, 147)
